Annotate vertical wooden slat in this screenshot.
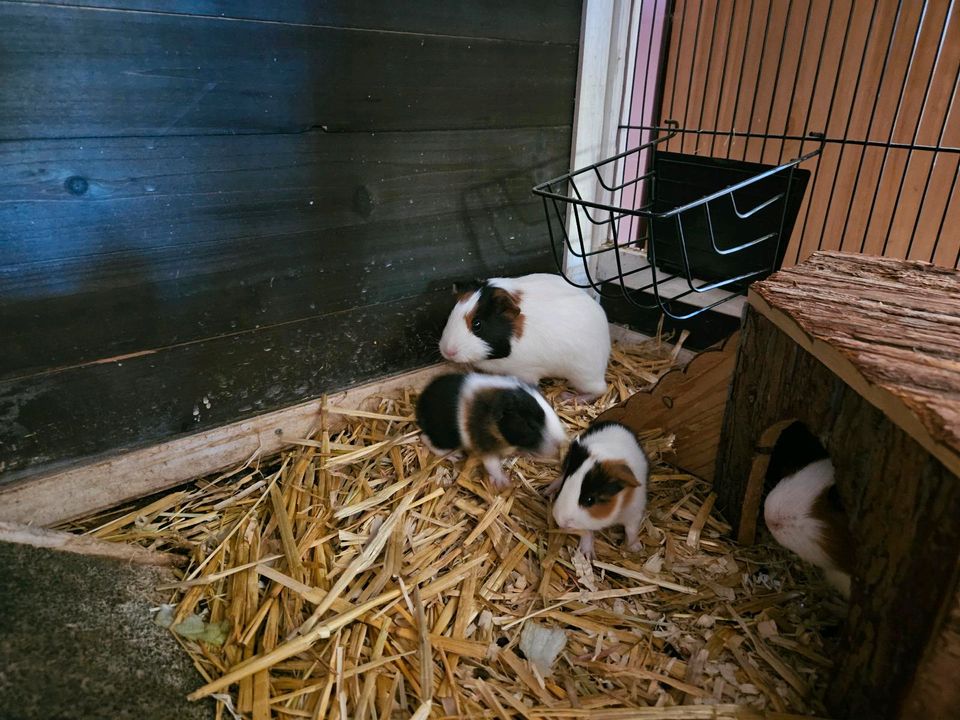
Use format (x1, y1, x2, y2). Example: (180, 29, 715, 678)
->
(741, 0, 791, 163)
(679, 0, 719, 155)
(776, 0, 853, 265)
(727, 2, 773, 160)
(662, 0, 700, 153)
(762, 0, 814, 166)
(861, 1, 949, 259)
(692, 0, 735, 156)
(891, 4, 960, 262)
(641, 0, 960, 269)
(708, 0, 755, 158)
(791, 0, 886, 264)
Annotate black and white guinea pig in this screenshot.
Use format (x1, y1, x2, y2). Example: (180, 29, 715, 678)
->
(415, 372, 567, 491)
(438, 273, 611, 399)
(764, 457, 854, 598)
(548, 421, 649, 559)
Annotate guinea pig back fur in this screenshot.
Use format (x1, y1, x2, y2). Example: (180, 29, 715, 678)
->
(416, 372, 567, 490)
(438, 273, 611, 398)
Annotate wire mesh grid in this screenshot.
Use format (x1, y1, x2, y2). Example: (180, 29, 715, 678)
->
(533, 122, 824, 319)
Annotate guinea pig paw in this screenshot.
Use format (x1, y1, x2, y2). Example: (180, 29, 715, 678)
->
(625, 539, 644, 553)
(577, 532, 596, 560)
(482, 457, 511, 492)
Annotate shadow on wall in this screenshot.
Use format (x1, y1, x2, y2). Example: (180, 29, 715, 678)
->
(460, 152, 570, 276)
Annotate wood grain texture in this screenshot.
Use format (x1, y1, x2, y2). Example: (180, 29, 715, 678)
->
(748, 251, 960, 477)
(0, 2, 578, 138)
(15, 0, 583, 44)
(714, 307, 960, 720)
(598, 331, 738, 481)
(0, 290, 452, 482)
(901, 584, 960, 719)
(0, 128, 567, 379)
(0, 521, 184, 566)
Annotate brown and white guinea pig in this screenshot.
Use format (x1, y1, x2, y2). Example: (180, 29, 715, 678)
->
(548, 421, 649, 559)
(764, 456, 855, 599)
(438, 273, 611, 399)
(415, 372, 567, 491)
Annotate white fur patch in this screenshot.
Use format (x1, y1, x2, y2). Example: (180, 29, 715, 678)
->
(439, 292, 491, 363)
(763, 458, 836, 569)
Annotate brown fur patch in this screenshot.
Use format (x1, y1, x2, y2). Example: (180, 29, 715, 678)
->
(464, 389, 508, 454)
(494, 288, 524, 338)
(600, 461, 640, 487)
(812, 483, 855, 574)
(587, 496, 618, 519)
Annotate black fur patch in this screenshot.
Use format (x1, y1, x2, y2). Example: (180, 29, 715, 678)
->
(765, 421, 829, 484)
(495, 388, 546, 449)
(466, 386, 545, 453)
(467, 284, 519, 360)
(560, 440, 590, 480)
(579, 464, 627, 508)
(415, 373, 466, 451)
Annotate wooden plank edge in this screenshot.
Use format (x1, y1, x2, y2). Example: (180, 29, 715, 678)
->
(0, 520, 184, 567)
(747, 288, 960, 479)
(0, 363, 448, 527)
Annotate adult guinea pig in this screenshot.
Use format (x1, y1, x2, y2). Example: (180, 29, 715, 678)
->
(764, 457, 854, 598)
(548, 421, 649, 558)
(415, 372, 567, 491)
(438, 274, 611, 399)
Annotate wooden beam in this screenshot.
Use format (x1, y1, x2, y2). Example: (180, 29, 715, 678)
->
(0, 364, 446, 527)
(0, 521, 183, 567)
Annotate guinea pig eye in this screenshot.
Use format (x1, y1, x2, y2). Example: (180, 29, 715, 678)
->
(583, 495, 595, 507)
(471, 318, 482, 332)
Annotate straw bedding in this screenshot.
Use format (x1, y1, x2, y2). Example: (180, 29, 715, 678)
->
(63, 335, 844, 719)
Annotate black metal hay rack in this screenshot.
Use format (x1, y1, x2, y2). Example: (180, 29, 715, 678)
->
(532, 121, 824, 320)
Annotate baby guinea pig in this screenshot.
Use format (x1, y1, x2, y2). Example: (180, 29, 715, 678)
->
(764, 457, 854, 598)
(438, 273, 611, 399)
(416, 372, 567, 491)
(549, 421, 649, 558)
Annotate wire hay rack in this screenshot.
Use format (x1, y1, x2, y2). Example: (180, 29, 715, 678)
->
(533, 120, 824, 320)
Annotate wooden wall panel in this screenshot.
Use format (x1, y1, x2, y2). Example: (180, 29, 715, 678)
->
(0, 291, 452, 481)
(0, 1, 581, 483)
(655, 0, 960, 269)
(15, 0, 583, 43)
(0, 128, 567, 379)
(0, 2, 577, 138)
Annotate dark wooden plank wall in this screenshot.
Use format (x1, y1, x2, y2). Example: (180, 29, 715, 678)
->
(0, 0, 581, 481)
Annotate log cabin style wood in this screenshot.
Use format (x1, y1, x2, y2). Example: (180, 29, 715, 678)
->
(713, 251, 960, 720)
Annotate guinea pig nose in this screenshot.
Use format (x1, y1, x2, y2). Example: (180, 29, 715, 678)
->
(441, 344, 458, 360)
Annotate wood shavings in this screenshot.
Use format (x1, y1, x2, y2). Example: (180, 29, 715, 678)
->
(519, 622, 567, 676)
(62, 336, 843, 718)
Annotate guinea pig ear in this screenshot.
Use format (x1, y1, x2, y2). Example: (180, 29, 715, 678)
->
(600, 461, 640, 488)
(452, 279, 483, 298)
(490, 287, 522, 321)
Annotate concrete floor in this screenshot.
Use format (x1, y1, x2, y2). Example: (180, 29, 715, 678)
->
(0, 541, 215, 720)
